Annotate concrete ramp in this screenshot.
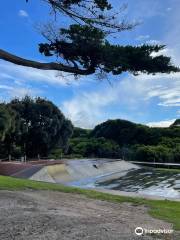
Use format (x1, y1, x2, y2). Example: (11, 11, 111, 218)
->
(30, 167, 55, 183)
(30, 159, 139, 186)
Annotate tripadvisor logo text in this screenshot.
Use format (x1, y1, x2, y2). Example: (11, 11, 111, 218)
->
(135, 227, 173, 236)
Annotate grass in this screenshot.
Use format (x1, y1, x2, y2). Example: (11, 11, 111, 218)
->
(0, 175, 180, 230)
(156, 168, 180, 173)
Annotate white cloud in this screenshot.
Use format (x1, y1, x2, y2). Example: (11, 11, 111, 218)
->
(61, 76, 142, 128)
(18, 10, 29, 18)
(0, 84, 41, 100)
(10, 87, 40, 98)
(62, 89, 118, 128)
(146, 39, 161, 45)
(0, 85, 12, 90)
(177, 110, 180, 117)
(61, 70, 180, 128)
(136, 35, 150, 41)
(136, 71, 180, 107)
(147, 119, 176, 128)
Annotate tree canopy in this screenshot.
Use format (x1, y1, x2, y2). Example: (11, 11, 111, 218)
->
(0, 97, 73, 159)
(0, 0, 179, 76)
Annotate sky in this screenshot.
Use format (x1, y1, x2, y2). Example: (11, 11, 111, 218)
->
(0, 0, 180, 128)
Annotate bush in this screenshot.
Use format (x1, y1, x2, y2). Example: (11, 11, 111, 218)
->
(68, 137, 121, 158)
(134, 145, 174, 163)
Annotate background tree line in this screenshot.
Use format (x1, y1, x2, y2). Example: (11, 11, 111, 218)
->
(0, 97, 179, 163)
(66, 119, 180, 163)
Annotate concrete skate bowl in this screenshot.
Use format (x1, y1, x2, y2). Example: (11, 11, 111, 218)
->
(28, 159, 180, 200)
(29, 159, 139, 186)
(1, 159, 180, 200)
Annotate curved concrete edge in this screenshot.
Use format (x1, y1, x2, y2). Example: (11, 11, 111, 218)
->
(29, 167, 55, 183)
(29, 160, 139, 185)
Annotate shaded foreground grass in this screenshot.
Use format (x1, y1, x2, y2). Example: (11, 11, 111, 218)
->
(0, 175, 180, 230)
(157, 167, 180, 173)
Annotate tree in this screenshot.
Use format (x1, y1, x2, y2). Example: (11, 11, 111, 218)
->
(0, 0, 178, 76)
(8, 96, 73, 158)
(0, 104, 14, 141)
(68, 137, 121, 158)
(134, 145, 173, 163)
(91, 119, 147, 145)
(72, 127, 91, 138)
(171, 119, 180, 127)
(0, 104, 17, 160)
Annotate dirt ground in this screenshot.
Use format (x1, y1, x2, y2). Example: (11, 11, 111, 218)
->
(0, 190, 179, 240)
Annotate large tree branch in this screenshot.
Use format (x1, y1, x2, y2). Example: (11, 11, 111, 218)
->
(46, 0, 136, 32)
(0, 49, 95, 75)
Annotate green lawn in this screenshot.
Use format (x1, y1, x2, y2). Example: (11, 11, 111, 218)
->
(0, 175, 180, 230)
(156, 167, 180, 173)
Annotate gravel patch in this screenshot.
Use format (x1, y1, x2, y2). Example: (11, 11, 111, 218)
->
(0, 190, 178, 240)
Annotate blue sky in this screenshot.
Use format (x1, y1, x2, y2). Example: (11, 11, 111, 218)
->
(0, 0, 180, 128)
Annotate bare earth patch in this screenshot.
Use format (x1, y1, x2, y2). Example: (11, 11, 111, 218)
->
(0, 190, 179, 240)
